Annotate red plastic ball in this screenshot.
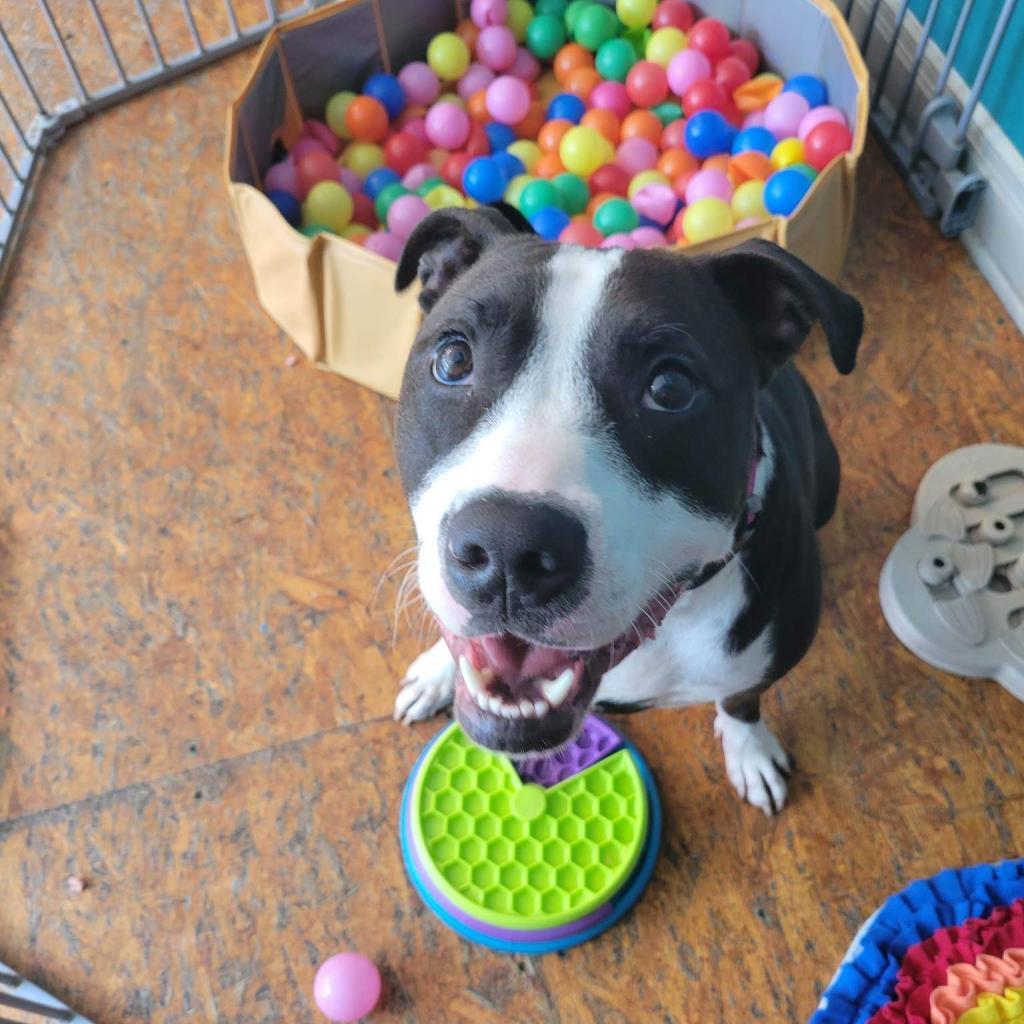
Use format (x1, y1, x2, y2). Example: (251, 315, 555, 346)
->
(559, 217, 604, 247)
(384, 131, 429, 175)
(351, 192, 376, 228)
(688, 18, 732, 65)
(626, 60, 669, 108)
(681, 78, 728, 117)
(590, 162, 631, 197)
(442, 151, 473, 188)
(722, 102, 744, 127)
(804, 121, 853, 171)
(464, 120, 491, 157)
(714, 56, 751, 95)
(660, 117, 687, 150)
(652, 0, 694, 32)
(729, 38, 760, 74)
(295, 150, 341, 200)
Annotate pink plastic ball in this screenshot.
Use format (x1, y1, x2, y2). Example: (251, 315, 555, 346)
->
(511, 47, 541, 81)
(471, 0, 508, 28)
(476, 25, 517, 72)
(797, 104, 848, 141)
(402, 116, 429, 144)
(630, 225, 667, 247)
(631, 183, 677, 224)
(388, 193, 431, 241)
(302, 119, 342, 156)
(312, 953, 381, 1023)
(486, 75, 531, 125)
(402, 162, 437, 190)
(601, 232, 638, 249)
(742, 110, 767, 130)
(364, 231, 404, 261)
(265, 160, 299, 196)
(616, 137, 659, 176)
(590, 81, 632, 120)
(398, 62, 441, 107)
(457, 62, 496, 100)
(291, 137, 329, 162)
(666, 49, 712, 98)
(764, 92, 810, 139)
(685, 167, 733, 204)
(338, 167, 362, 193)
(425, 101, 472, 149)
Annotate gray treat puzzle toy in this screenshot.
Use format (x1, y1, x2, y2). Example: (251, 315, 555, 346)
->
(880, 444, 1024, 698)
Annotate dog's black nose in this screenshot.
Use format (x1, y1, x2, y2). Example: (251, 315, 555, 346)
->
(445, 496, 588, 612)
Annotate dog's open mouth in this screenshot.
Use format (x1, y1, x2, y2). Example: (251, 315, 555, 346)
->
(441, 582, 684, 755)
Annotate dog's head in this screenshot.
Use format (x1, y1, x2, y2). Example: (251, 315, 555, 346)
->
(394, 207, 862, 755)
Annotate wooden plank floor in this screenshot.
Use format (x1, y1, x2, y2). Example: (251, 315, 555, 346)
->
(2, 50, 1023, 1024)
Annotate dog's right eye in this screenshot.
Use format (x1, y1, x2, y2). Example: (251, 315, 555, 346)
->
(432, 336, 474, 386)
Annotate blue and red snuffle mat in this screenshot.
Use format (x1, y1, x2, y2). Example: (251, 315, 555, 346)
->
(812, 858, 1024, 1024)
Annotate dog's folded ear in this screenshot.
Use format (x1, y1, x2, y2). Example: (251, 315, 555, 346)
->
(703, 239, 863, 381)
(395, 203, 533, 313)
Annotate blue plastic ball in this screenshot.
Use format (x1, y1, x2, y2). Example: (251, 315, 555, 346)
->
(267, 189, 302, 226)
(731, 126, 778, 156)
(763, 168, 813, 216)
(530, 205, 571, 241)
(363, 166, 401, 200)
(783, 74, 828, 109)
(492, 151, 526, 181)
(462, 156, 508, 203)
(363, 72, 406, 119)
(546, 92, 587, 124)
(684, 110, 736, 159)
(485, 122, 517, 152)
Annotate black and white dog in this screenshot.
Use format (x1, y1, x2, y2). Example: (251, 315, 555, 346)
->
(391, 206, 862, 815)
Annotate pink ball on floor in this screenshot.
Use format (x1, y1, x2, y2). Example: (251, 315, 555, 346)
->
(265, 160, 299, 196)
(387, 194, 430, 241)
(615, 137, 659, 176)
(291, 137, 329, 162)
(402, 162, 437, 190)
(630, 225, 667, 247)
(742, 110, 766, 130)
(313, 953, 381, 1023)
(425, 101, 472, 149)
(364, 231, 404, 261)
(402, 116, 429, 144)
(471, 0, 508, 28)
(666, 49, 711, 98)
(302, 119, 341, 156)
(590, 81, 632, 120)
(486, 75, 531, 125)
(631, 183, 677, 224)
(398, 62, 440, 107)
(477, 25, 517, 72)
(511, 47, 541, 81)
(797, 104, 847, 141)
(685, 167, 733, 204)
(457, 62, 496, 100)
(601, 232, 638, 249)
(764, 92, 810, 139)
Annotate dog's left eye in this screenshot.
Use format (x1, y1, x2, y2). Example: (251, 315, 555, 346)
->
(432, 335, 474, 386)
(643, 362, 696, 412)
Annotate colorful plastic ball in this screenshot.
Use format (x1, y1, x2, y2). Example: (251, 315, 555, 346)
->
(729, 150, 774, 183)
(536, 0, 568, 17)
(581, 107, 621, 144)
(687, 17, 731, 64)
(507, 139, 541, 173)
(300, 222, 331, 238)
(519, 178, 564, 218)
(531, 205, 572, 240)
(616, 0, 656, 29)
(650, 100, 682, 125)
(784, 74, 828, 109)
(374, 181, 409, 223)
(485, 121, 517, 152)
(293, 150, 337, 199)
(325, 91, 357, 139)
(685, 167, 733, 204)
(593, 196, 640, 236)
(397, 62, 440, 108)
(656, 146, 696, 178)
(466, 87, 492, 122)
(313, 953, 381, 1024)
(790, 162, 818, 181)
(462, 155, 508, 202)
(646, 27, 687, 68)
(428, 32, 472, 81)
(763, 167, 812, 215)
(387, 193, 430, 241)
(666, 48, 710, 97)
(423, 182, 467, 209)
(303, 181, 353, 233)
(742, 110, 767, 130)
(384, 131, 429, 175)
(537, 150, 567, 179)
(265, 160, 298, 197)
(590, 80, 632, 119)
(291, 137, 329, 163)
(547, 92, 587, 123)
(660, 118, 687, 150)
(267, 189, 302, 227)
(442, 151, 472, 187)
(564, 66, 602, 100)
(399, 113, 429, 144)
(342, 142, 385, 178)
(477, 25, 518, 71)
(364, 73, 405, 119)
(734, 72, 784, 113)
(553, 42, 595, 84)
(620, 109, 663, 145)
(504, 172, 534, 206)
(625, 61, 668, 107)
(425, 102, 472, 150)
(351, 191, 376, 227)
(592, 38, 633, 83)
(764, 92, 810, 140)
(551, 171, 590, 214)
(559, 124, 615, 177)
(464, 120, 492, 155)
(492, 150, 526, 180)
(770, 137, 804, 169)
(731, 126, 777, 156)
(564, 0, 590, 35)
(631, 182, 677, 224)
(302, 119, 342, 157)
(559, 216, 604, 246)
(714, 55, 751, 95)
(804, 120, 853, 170)
(590, 162, 631, 196)
(630, 225, 667, 246)
(616, 136, 659, 176)
(538, 118, 573, 152)
(681, 77, 728, 117)
(507, 0, 534, 40)
(526, 13, 567, 59)
(731, 178, 767, 221)
(516, 99, 547, 138)
(344, 96, 389, 143)
(684, 110, 736, 158)
(456, 16, 481, 49)
(652, 1, 694, 31)
(413, 173, 446, 197)
(471, 0, 508, 28)
(486, 75, 532, 125)
(512, 47, 542, 80)
(729, 38, 760, 74)
(600, 231, 637, 249)
(364, 165, 401, 200)
(458, 62, 496, 100)
(573, 3, 619, 50)
(626, 168, 668, 198)
(682, 195, 733, 242)
(797, 105, 847, 142)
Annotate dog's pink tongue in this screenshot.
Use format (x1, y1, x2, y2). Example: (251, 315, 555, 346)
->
(474, 634, 576, 682)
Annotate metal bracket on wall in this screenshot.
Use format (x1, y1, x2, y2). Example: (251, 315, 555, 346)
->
(1, 960, 94, 1023)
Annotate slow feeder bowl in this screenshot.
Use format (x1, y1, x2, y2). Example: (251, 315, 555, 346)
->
(224, 0, 867, 400)
(400, 715, 661, 952)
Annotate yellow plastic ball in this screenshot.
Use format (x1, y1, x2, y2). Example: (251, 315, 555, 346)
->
(427, 32, 471, 82)
(303, 182, 353, 233)
(507, 0, 534, 41)
(616, 0, 657, 30)
(505, 173, 536, 207)
(682, 196, 734, 243)
(507, 140, 541, 174)
(423, 184, 466, 210)
(559, 125, 615, 178)
(731, 180, 768, 221)
(325, 91, 356, 139)
(626, 169, 669, 199)
(343, 224, 371, 243)
(434, 93, 467, 108)
(646, 27, 688, 67)
(341, 142, 384, 178)
(771, 137, 805, 169)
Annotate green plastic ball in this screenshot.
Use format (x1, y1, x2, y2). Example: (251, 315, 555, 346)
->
(790, 162, 819, 181)
(593, 196, 639, 236)
(519, 178, 564, 219)
(552, 172, 590, 215)
(621, 26, 651, 58)
(595, 38, 636, 82)
(573, 3, 620, 51)
(415, 176, 446, 197)
(564, 0, 589, 33)
(526, 13, 567, 59)
(651, 100, 683, 125)
(616, 0, 656, 30)
(301, 222, 333, 237)
(374, 182, 409, 223)
(536, 0, 568, 17)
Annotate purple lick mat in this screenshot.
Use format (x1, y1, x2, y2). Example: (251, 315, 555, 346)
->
(515, 715, 623, 787)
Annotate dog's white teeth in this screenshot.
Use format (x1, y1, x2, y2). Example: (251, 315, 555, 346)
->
(540, 668, 574, 708)
(488, 696, 504, 716)
(519, 699, 536, 718)
(459, 657, 493, 698)
(533, 699, 550, 718)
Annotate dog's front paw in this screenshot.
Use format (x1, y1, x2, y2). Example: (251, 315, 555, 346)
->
(714, 710, 793, 816)
(394, 639, 457, 725)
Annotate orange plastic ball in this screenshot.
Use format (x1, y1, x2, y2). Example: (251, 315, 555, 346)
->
(564, 66, 602, 101)
(702, 153, 731, 175)
(586, 191, 619, 218)
(467, 88, 490, 122)
(554, 43, 595, 85)
(728, 150, 774, 184)
(581, 108, 621, 145)
(733, 73, 783, 113)
(344, 96, 389, 143)
(456, 18, 480, 51)
(538, 118, 573, 153)
(620, 109, 663, 146)
(657, 148, 698, 179)
(515, 100, 547, 140)
(535, 151, 566, 178)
